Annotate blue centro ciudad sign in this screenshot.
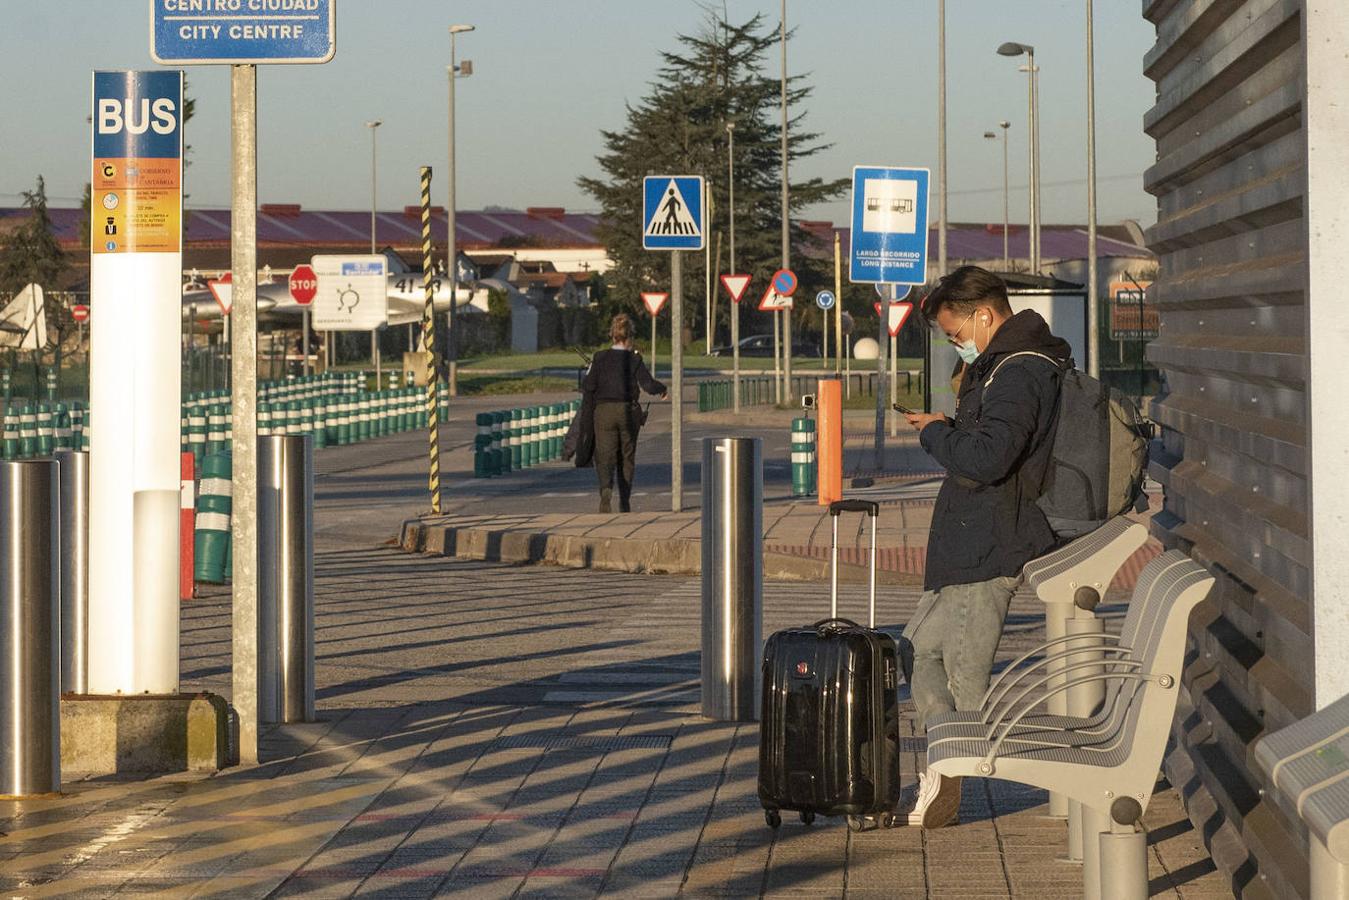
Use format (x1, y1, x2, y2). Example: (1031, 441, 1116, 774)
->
(151, 0, 336, 65)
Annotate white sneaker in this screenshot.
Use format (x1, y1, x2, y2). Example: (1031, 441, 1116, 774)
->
(899, 771, 961, 828)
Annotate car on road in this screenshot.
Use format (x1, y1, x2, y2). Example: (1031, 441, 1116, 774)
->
(709, 334, 821, 358)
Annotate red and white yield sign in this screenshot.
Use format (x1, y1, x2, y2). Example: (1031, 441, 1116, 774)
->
(289, 264, 318, 306)
(208, 272, 232, 316)
(873, 301, 914, 337)
(71, 304, 90, 323)
(720, 274, 751, 304)
(641, 292, 669, 316)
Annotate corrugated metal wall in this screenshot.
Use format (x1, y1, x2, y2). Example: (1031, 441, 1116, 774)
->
(1142, 0, 1310, 897)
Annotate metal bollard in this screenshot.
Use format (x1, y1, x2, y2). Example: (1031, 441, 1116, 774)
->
(55, 450, 90, 695)
(257, 435, 315, 724)
(700, 437, 763, 722)
(0, 460, 61, 796)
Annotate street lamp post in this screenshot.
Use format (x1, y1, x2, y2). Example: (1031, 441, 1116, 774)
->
(997, 42, 1040, 275)
(364, 119, 381, 375)
(1085, 0, 1100, 378)
(779, 0, 792, 403)
(447, 24, 474, 397)
(984, 125, 1011, 269)
(727, 121, 740, 414)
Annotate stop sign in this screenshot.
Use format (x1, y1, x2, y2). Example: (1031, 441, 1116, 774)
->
(71, 304, 90, 323)
(289, 264, 318, 306)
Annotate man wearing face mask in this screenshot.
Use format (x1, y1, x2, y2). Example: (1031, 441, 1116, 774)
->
(897, 265, 1072, 828)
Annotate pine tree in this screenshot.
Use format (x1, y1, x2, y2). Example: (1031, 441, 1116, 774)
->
(578, 12, 847, 347)
(0, 176, 66, 296)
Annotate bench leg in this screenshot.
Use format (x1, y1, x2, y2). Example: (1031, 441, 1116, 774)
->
(1099, 825, 1148, 900)
(1081, 806, 1109, 900)
(1311, 835, 1349, 900)
(1042, 600, 1074, 820)
(1067, 799, 1085, 862)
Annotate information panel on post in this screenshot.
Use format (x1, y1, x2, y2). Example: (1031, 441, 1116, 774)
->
(849, 166, 931, 285)
(311, 255, 388, 331)
(150, 0, 336, 65)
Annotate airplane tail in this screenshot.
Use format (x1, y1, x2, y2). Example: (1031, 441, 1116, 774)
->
(0, 284, 48, 351)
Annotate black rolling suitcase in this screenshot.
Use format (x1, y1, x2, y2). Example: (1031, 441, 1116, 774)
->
(758, 499, 901, 831)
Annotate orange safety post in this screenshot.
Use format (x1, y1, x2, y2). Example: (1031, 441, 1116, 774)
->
(817, 378, 843, 505)
(180, 452, 196, 601)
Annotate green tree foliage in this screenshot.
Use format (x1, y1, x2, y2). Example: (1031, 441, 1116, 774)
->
(0, 176, 66, 296)
(578, 12, 846, 346)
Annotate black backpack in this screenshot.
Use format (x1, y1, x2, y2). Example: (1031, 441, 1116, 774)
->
(987, 353, 1151, 539)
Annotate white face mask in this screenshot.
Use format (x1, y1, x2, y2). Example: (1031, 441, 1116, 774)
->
(950, 311, 984, 365)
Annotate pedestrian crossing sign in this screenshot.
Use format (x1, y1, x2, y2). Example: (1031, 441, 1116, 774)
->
(643, 175, 705, 251)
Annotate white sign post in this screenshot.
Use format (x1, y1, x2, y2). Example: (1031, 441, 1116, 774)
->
(88, 70, 184, 697)
(643, 176, 704, 513)
(150, 0, 337, 766)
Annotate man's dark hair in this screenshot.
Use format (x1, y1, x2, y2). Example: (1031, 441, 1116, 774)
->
(921, 265, 1013, 322)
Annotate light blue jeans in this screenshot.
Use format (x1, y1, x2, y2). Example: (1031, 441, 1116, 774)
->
(904, 574, 1022, 732)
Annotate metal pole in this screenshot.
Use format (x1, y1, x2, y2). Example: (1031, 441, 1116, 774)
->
(1002, 121, 1011, 268)
(780, 0, 792, 403)
(1085, 0, 1100, 378)
(889, 330, 898, 438)
(728, 123, 740, 414)
(1031, 51, 1042, 274)
(419, 167, 441, 515)
(671, 250, 684, 513)
(773, 313, 781, 404)
(700, 436, 763, 722)
(833, 232, 842, 375)
(651, 311, 658, 382)
(0, 459, 60, 796)
(874, 288, 888, 471)
(938, 0, 947, 282)
(56, 450, 89, 695)
(367, 120, 380, 253)
(1024, 57, 1036, 274)
(230, 63, 260, 766)
(447, 44, 458, 398)
(257, 434, 314, 725)
(301, 307, 309, 376)
(705, 186, 713, 355)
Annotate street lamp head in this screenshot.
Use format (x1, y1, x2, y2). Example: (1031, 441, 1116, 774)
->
(449, 24, 475, 34)
(997, 41, 1033, 57)
(726, 121, 735, 132)
(366, 120, 382, 129)
(984, 132, 997, 139)
(999, 120, 1011, 129)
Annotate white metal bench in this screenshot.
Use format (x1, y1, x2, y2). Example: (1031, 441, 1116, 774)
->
(1254, 690, 1349, 899)
(926, 549, 1214, 900)
(1020, 517, 1150, 825)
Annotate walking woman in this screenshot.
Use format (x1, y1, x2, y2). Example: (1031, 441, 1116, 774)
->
(582, 313, 667, 513)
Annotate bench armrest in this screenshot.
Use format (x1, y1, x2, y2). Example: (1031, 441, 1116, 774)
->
(973, 669, 1174, 777)
(980, 632, 1125, 709)
(983, 643, 1134, 716)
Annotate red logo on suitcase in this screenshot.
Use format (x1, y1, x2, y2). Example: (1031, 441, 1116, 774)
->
(796, 661, 810, 676)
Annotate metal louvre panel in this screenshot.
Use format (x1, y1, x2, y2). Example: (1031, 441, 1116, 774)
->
(1143, 0, 1312, 895)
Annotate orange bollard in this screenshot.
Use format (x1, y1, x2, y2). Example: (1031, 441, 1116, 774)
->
(817, 378, 843, 505)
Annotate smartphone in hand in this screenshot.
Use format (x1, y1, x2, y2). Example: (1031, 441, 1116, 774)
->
(892, 403, 915, 415)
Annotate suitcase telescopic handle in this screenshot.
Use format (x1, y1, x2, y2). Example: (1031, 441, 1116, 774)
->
(829, 499, 879, 517)
(813, 617, 860, 630)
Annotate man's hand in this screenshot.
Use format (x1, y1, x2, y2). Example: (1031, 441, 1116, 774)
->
(905, 412, 948, 432)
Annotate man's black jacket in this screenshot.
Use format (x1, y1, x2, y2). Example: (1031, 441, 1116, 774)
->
(919, 310, 1071, 591)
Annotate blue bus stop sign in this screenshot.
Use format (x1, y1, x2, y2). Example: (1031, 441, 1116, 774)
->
(151, 0, 336, 65)
(849, 166, 931, 285)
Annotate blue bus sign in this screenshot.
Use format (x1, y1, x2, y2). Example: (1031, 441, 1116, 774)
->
(151, 0, 336, 65)
(849, 166, 931, 285)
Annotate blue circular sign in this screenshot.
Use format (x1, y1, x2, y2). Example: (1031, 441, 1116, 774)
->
(815, 290, 836, 310)
(772, 268, 798, 296)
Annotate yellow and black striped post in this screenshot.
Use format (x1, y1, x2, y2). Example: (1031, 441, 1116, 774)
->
(419, 166, 441, 514)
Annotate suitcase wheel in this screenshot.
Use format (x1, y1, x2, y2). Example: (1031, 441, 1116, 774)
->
(880, 813, 895, 829)
(847, 815, 876, 832)
(764, 809, 782, 829)
(799, 811, 815, 826)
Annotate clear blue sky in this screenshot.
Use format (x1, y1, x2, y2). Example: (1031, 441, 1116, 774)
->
(1, 0, 1158, 227)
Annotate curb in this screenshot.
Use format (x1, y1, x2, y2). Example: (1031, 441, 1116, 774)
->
(399, 519, 923, 585)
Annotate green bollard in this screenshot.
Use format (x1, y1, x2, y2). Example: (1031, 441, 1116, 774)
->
(53, 404, 71, 452)
(2, 406, 18, 460)
(791, 416, 817, 497)
(194, 451, 232, 585)
(18, 405, 36, 459)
